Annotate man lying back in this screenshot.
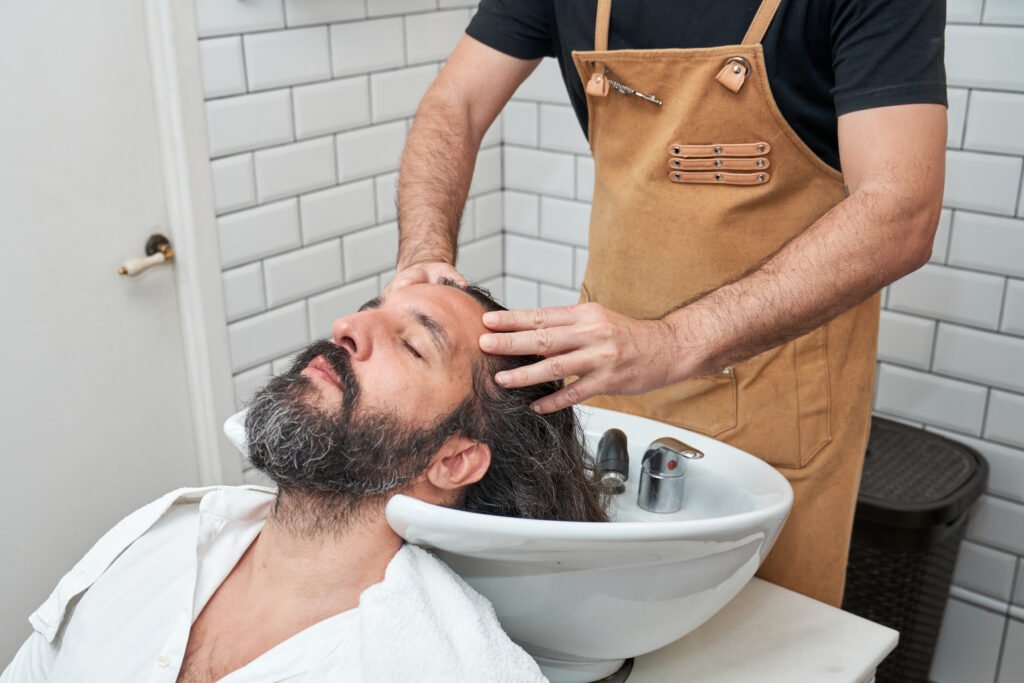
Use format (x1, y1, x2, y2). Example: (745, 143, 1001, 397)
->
(2, 281, 608, 683)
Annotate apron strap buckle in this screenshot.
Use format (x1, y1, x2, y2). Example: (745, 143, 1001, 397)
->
(716, 56, 752, 94)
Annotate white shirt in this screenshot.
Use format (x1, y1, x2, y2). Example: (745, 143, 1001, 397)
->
(1, 486, 547, 682)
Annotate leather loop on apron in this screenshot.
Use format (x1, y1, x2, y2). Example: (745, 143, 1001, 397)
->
(570, 0, 880, 607)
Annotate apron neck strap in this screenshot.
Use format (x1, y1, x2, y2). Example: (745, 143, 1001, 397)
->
(741, 0, 783, 45)
(594, 0, 612, 52)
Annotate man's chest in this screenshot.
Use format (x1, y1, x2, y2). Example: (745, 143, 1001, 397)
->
(175, 570, 276, 683)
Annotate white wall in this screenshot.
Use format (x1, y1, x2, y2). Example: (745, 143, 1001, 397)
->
(193, 1, 1023, 680)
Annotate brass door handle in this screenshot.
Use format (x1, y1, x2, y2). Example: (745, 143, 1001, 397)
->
(118, 233, 175, 276)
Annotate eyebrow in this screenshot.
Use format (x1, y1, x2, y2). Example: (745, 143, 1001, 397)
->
(358, 295, 451, 357)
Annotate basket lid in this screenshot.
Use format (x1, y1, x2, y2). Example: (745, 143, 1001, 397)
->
(856, 417, 989, 529)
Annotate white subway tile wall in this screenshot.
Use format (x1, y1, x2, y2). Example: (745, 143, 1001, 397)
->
(210, 153, 256, 214)
(196, 3, 1024, 680)
(335, 121, 406, 181)
(892, 15, 1024, 681)
(283, 0, 365, 27)
(292, 77, 371, 139)
(196, 0, 498, 407)
(253, 136, 336, 203)
(243, 27, 331, 92)
(931, 209, 952, 262)
(198, 37, 247, 99)
(299, 180, 376, 243)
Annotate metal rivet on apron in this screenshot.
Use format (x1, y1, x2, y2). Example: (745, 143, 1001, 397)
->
(672, 172, 681, 180)
(672, 159, 680, 168)
(757, 144, 766, 153)
(756, 160, 765, 168)
(732, 65, 742, 74)
(721, 367, 732, 375)
(758, 174, 766, 182)
(715, 173, 723, 181)
(714, 160, 723, 168)
(671, 146, 680, 155)
(714, 146, 722, 155)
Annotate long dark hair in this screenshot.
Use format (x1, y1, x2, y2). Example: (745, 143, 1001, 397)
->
(443, 280, 610, 522)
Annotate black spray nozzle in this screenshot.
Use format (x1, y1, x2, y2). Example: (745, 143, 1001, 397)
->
(596, 428, 629, 494)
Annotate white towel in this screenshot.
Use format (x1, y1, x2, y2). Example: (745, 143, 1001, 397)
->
(312, 544, 548, 682)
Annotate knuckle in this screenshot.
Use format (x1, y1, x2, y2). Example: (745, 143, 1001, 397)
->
(563, 384, 581, 405)
(531, 308, 548, 326)
(547, 357, 566, 378)
(536, 330, 553, 353)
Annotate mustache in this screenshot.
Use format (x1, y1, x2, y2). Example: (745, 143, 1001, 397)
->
(287, 339, 360, 409)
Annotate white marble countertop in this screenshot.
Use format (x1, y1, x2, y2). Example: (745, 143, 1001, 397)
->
(628, 578, 898, 682)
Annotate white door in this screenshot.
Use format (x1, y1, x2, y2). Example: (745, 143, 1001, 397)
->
(0, 1, 230, 663)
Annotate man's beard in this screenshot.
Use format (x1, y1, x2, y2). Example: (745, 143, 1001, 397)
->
(244, 340, 467, 517)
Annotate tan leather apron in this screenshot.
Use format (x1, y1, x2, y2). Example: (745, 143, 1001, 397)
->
(572, 0, 880, 607)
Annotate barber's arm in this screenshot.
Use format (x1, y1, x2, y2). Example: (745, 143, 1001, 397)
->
(388, 36, 538, 290)
(482, 103, 947, 413)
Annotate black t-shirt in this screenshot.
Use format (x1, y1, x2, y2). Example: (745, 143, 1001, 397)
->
(467, 0, 946, 171)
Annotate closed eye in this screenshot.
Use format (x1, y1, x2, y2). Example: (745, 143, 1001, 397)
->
(403, 339, 423, 360)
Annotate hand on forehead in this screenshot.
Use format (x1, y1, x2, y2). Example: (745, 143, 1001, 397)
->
(357, 282, 488, 357)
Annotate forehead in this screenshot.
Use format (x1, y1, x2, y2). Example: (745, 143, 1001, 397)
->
(375, 284, 487, 349)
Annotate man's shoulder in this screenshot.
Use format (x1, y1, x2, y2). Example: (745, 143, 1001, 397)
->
(27, 485, 274, 643)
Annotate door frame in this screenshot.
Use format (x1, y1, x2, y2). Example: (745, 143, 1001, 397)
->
(143, 0, 243, 485)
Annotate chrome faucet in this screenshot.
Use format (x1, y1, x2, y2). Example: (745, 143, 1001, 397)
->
(637, 437, 705, 513)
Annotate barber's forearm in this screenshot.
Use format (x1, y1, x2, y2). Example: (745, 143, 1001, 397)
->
(396, 89, 482, 271)
(662, 186, 939, 379)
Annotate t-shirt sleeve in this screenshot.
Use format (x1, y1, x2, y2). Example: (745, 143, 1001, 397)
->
(830, 0, 947, 115)
(465, 0, 556, 60)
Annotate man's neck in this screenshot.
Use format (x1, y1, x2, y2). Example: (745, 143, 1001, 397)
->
(244, 492, 403, 615)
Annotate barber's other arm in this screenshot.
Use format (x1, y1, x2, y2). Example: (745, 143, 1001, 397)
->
(387, 36, 539, 291)
(483, 103, 947, 413)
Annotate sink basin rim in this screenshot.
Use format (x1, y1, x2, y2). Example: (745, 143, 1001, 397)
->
(386, 490, 791, 543)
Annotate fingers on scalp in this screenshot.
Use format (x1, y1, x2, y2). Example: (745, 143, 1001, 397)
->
(537, 380, 589, 413)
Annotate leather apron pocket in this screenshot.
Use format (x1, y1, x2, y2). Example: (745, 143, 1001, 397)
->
(727, 324, 833, 470)
(632, 371, 738, 436)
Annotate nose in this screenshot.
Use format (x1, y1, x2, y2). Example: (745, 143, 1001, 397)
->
(331, 312, 374, 361)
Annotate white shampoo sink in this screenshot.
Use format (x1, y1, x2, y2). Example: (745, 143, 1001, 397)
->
(386, 406, 793, 682)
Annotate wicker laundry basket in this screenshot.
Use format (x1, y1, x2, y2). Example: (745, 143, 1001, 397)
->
(842, 417, 988, 683)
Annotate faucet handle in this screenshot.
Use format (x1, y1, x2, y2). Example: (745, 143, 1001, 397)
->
(648, 437, 705, 460)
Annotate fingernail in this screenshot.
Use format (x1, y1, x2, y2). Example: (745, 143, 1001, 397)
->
(494, 372, 508, 386)
(482, 312, 499, 325)
(531, 403, 543, 413)
(480, 334, 496, 350)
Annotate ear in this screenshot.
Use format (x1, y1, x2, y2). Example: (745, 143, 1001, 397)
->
(425, 435, 491, 492)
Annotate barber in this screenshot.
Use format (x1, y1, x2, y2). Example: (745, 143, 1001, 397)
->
(387, 0, 946, 607)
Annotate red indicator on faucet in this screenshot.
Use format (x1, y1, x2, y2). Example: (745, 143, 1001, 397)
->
(667, 459, 678, 470)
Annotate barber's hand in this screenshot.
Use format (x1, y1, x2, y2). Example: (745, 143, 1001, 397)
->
(386, 260, 468, 293)
(479, 303, 682, 414)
